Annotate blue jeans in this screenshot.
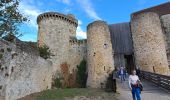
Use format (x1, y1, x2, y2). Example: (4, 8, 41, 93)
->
(132, 86, 141, 100)
(120, 74, 125, 82)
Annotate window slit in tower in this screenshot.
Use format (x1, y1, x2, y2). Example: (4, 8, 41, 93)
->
(93, 52, 96, 56)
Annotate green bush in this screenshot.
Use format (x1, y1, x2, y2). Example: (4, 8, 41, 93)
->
(7, 48, 12, 52)
(38, 45, 51, 59)
(76, 59, 87, 88)
(54, 77, 62, 88)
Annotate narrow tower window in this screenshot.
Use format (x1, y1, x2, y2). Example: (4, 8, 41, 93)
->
(104, 43, 108, 49)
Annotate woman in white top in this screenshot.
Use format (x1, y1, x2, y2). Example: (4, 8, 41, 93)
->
(129, 70, 141, 100)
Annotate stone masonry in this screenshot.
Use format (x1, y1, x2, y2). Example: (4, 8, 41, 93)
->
(161, 14, 170, 69)
(131, 12, 170, 75)
(0, 40, 52, 100)
(37, 12, 79, 77)
(1, 2, 170, 100)
(69, 38, 87, 73)
(86, 21, 114, 88)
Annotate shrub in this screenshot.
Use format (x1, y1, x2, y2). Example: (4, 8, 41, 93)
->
(38, 45, 51, 59)
(76, 59, 87, 88)
(54, 77, 63, 88)
(7, 48, 12, 52)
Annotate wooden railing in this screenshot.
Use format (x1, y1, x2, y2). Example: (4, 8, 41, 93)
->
(140, 71, 170, 92)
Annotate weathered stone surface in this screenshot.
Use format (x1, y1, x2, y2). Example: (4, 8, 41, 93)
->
(38, 12, 79, 75)
(0, 40, 52, 100)
(86, 21, 114, 88)
(68, 38, 87, 73)
(160, 14, 170, 69)
(131, 12, 170, 75)
(38, 15, 75, 75)
(37, 12, 87, 87)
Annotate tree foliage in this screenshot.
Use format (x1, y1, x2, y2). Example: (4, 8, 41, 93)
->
(0, 0, 27, 37)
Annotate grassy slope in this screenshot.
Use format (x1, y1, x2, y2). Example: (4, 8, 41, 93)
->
(19, 88, 118, 100)
(36, 88, 115, 100)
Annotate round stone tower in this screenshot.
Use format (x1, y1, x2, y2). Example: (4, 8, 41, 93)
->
(37, 12, 78, 75)
(131, 12, 170, 75)
(86, 21, 114, 88)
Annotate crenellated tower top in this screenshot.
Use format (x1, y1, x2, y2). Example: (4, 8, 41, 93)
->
(37, 12, 78, 27)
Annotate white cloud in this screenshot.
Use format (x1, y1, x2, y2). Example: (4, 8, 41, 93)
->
(77, 0, 101, 20)
(19, 1, 42, 28)
(76, 20, 87, 39)
(56, 0, 71, 5)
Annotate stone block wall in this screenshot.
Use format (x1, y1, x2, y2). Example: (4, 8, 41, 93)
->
(86, 21, 114, 88)
(68, 38, 87, 73)
(0, 40, 52, 100)
(160, 14, 170, 69)
(131, 12, 170, 75)
(37, 12, 88, 88)
(37, 12, 78, 77)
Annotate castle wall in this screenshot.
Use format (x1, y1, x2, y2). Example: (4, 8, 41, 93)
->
(160, 14, 170, 69)
(86, 21, 114, 88)
(68, 39, 87, 73)
(131, 12, 170, 75)
(0, 40, 52, 100)
(37, 12, 78, 76)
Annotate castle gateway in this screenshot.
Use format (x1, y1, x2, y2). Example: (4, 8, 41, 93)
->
(37, 2, 170, 88)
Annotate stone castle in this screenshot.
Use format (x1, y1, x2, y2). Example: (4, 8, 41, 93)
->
(0, 2, 170, 100)
(37, 2, 170, 88)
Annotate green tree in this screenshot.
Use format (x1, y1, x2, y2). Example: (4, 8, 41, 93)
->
(0, 0, 27, 37)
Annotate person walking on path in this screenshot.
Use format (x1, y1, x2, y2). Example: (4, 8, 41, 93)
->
(129, 70, 141, 100)
(119, 67, 125, 83)
(123, 67, 127, 78)
(136, 66, 141, 78)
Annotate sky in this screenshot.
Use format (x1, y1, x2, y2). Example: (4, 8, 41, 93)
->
(18, 0, 170, 42)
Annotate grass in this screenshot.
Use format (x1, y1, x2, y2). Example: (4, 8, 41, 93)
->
(36, 88, 114, 100)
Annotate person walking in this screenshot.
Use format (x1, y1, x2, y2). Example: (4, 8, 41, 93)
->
(123, 67, 127, 78)
(136, 66, 141, 78)
(119, 67, 125, 83)
(129, 70, 141, 100)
